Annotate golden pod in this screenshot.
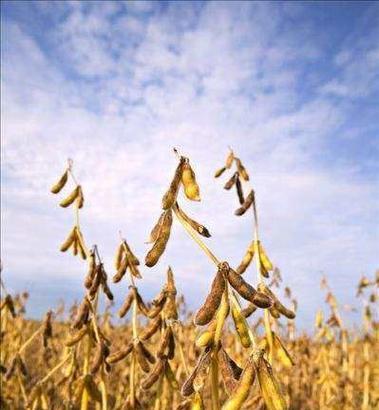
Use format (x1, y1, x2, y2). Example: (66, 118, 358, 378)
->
(241, 303, 257, 318)
(175, 203, 211, 238)
(102, 281, 114, 301)
(258, 284, 295, 319)
(219, 348, 243, 394)
(272, 332, 294, 368)
(162, 158, 185, 210)
(113, 256, 128, 283)
(181, 347, 212, 397)
(182, 161, 200, 201)
(226, 150, 235, 169)
(195, 321, 216, 348)
(72, 298, 90, 329)
(140, 315, 162, 341)
(157, 326, 173, 359)
(135, 343, 152, 373)
(214, 290, 230, 344)
(128, 258, 142, 279)
(253, 349, 287, 410)
(147, 212, 165, 244)
(235, 158, 249, 181)
(84, 251, 96, 289)
(122, 241, 140, 265)
(194, 267, 226, 326)
(236, 241, 255, 274)
(147, 298, 166, 318)
(114, 242, 124, 270)
(65, 327, 87, 347)
(215, 166, 227, 178)
(138, 342, 156, 365)
(235, 189, 254, 216)
(59, 185, 81, 208)
(133, 288, 149, 316)
(107, 342, 133, 364)
(222, 357, 256, 410)
(145, 209, 173, 267)
(269, 306, 281, 319)
(118, 291, 135, 318)
(235, 176, 244, 205)
(258, 242, 274, 272)
(142, 358, 166, 390)
(191, 392, 205, 410)
(84, 374, 102, 403)
(90, 341, 105, 374)
(50, 169, 68, 194)
(60, 226, 77, 252)
(77, 238, 87, 260)
(231, 302, 252, 348)
(224, 172, 237, 190)
(77, 186, 84, 209)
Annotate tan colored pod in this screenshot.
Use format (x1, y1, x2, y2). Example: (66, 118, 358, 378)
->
(72, 298, 90, 329)
(162, 158, 184, 210)
(253, 349, 287, 410)
(235, 158, 249, 181)
(175, 204, 211, 238)
(84, 374, 102, 403)
(195, 320, 216, 348)
(258, 242, 274, 272)
(65, 326, 88, 347)
(90, 341, 106, 374)
(241, 303, 257, 318)
(269, 306, 281, 319)
(60, 226, 77, 252)
(226, 265, 257, 303)
(236, 241, 255, 274)
(118, 291, 135, 318)
(138, 341, 156, 364)
(122, 240, 140, 265)
(231, 302, 252, 348)
(194, 267, 226, 326)
(141, 358, 166, 390)
(84, 250, 96, 289)
(107, 342, 133, 364)
(135, 342, 151, 373)
(114, 242, 124, 270)
(51, 169, 68, 194)
(145, 209, 173, 267)
(147, 212, 165, 244)
(224, 172, 237, 190)
(222, 357, 256, 410)
(235, 189, 254, 216)
(59, 185, 81, 208)
(272, 332, 295, 367)
(219, 348, 242, 394)
(258, 284, 295, 319)
(215, 166, 227, 178)
(140, 315, 162, 341)
(77, 186, 84, 209)
(226, 150, 234, 169)
(182, 161, 200, 201)
(157, 326, 173, 359)
(165, 362, 179, 390)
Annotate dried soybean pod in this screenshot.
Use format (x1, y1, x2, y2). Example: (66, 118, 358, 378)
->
(90, 341, 105, 374)
(118, 291, 135, 318)
(5, 356, 17, 380)
(219, 348, 242, 394)
(253, 349, 287, 410)
(252, 292, 272, 309)
(128, 259, 142, 279)
(181, 160, 201, 201)
(75, 228, 87, 259)
(122, 241, 140, 265)
(235, 189, 254, 216)
(167, 328, 176, 360)
(222, 357, 256, 410)
(72, 298, 90, 329)
(157, 326, 173, 359)
(272, 332, 294, 367)
(145, 209, 173, 267)
(77, 186, 84, 209)
(226, 266, 257, 303)
(162, 158, 185, 210)
(42, 310, 53, 347)
(224, 172, 237, 190)
(214, 290, 230, 344)
(51, 170, 68, 194)
(102, 280, 114, 301)
(135, 343, 151, 373)
(235, 175, 245, 205)
(114, 242, 124, 270)
(215, 166, 226, 178)
(84, 250, 96, 289)
(133, 288, 149, 316)
(226, 150, 234, 169)
(165, 361, 179, 389)
(258, 284, 295, 319)
(113, 256, 128, 283)
(59, 185, 81, 208)
(194, 267, 226, 326)
(140, 315, 162, 341)
(147, 212, 165, 244)
(236, 242, 255, 274)
(196, 320, 216, 348)
(242, 303, 257, 318)
(269, 306, 281, 319)
(72, 236, 79, 256)
(84, 374, 102, 403)
(89, 266, 102, 299)
(147, 299, 166, 318)
(60, 226, 77, 252)
(3, 295, 16, 318)
(258, 242, 273, 272)
(181, 348, 211, 397)
(107, 342, 133, 364)
(231, 302, 252, 348)
(175, 204, 211, 238)
(235, 158, 249, 181)
(138, 342, 156, 364)
(65, 326, 88, 347)
(142, 359, 166, 390)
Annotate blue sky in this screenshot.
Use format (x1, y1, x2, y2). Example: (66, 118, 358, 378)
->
(1, 1, 378, 328)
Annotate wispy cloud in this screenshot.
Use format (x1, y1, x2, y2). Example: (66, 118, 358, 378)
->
(1, 1, 378, 326)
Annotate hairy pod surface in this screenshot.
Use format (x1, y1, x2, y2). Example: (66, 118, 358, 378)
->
(145, 209, 173, 267)
(51, 170, 68, 194)
(234, 189, 254, 216)
(194, 268, 226, 326)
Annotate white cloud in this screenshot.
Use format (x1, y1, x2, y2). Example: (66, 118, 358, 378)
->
(1, 2, 378, 326)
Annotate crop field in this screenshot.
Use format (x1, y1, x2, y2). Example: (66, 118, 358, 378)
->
(1, 150, 378, 410)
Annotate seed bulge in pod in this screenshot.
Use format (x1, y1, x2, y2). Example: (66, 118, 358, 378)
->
(107, 342, 133, 364)
(226, 266, 257, 303)
(59, 185, 81, 208)
(162, 158, 185, 210)
(118, 291, 135, 318)
(142, 358, 166, 390)
(235, 189, 254, 216)
(235, 158, 249, 181)
(181, 160, 200, 201)
(51, 170, 68, 194)
(215, 167, 226, 178)
(140, 315, 162, 341)
(224, 172, 237, 190)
